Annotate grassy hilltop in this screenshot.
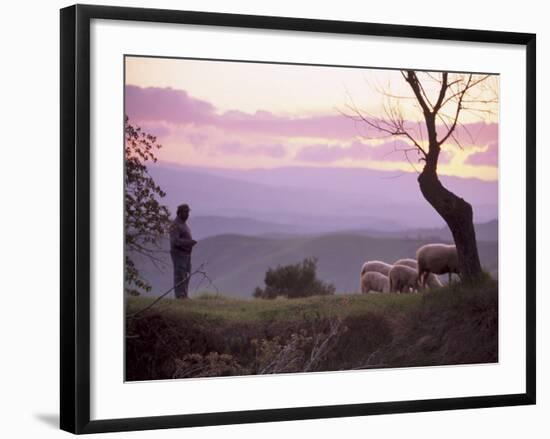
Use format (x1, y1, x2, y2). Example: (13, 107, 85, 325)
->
(130, 230, 498, 297)
(126, 278, 498, 381)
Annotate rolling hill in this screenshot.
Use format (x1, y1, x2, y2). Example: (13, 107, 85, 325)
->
(129, 231, 498, 298)
(187, 215, 498, 242)
(132, 165, 498, 298)
(148, 164, 498, 231)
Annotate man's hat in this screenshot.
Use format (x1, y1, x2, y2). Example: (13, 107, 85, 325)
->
(177, 203, 191, 213)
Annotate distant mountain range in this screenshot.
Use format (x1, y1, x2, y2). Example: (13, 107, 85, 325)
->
(130, 229, 498, 298)
(351, 219, 498, 243)
(187, 215, 498, 242)
(148, 164, 498, 232)
(130, 164, 498, 298)
(187, 215, 308, 239)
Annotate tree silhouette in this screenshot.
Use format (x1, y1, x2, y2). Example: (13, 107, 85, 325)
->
(125, 116, 170, 295)
(348, 71, 497, 282)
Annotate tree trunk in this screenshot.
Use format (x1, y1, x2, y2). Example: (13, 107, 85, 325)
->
(417, 168, 483, 282)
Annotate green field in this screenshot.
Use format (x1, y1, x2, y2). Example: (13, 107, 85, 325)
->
(126, 279, 498, 381)
(127, 291, 422, 322)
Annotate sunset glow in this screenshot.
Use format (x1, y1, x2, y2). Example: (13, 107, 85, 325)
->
(125, 56, 499, 181)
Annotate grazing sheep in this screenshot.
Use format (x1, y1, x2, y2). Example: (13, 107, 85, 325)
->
(425, 273, 443, 289)
(360, 271, 390, 294)
(389, 264, 419, 293)
(394, 258, 442, 289)
(416, 243, 459, 287)
(360, 260, 392, 276)
(359, 260, 393, 292)
(394, 258, 418, 270)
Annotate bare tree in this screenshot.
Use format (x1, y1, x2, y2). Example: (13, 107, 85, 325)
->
(347, 71, 497, 282)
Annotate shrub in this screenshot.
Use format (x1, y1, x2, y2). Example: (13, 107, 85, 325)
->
(253, 257, 336, 299)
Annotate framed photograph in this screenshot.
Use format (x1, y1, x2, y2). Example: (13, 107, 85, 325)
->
(60, 4, 536, 434)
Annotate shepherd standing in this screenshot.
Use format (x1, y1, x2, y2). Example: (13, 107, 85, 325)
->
(169, 204, 197, 299)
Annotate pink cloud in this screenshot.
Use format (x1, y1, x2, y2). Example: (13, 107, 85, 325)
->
(451, 123, 498, 146)
(125, 85, 215, 124)
(295, 139, 427, 164)
(215, 141, 286, 158)
(438, 148, 453, 164)
(216, 111, 360, 139)
(136, 121, 171, 139)
(465, 141, 498, 166)
(185, 132, 209, 148)
(125, 85, 361, 140)
(125, 86, 497, 166)
(295, 143, 365, 162)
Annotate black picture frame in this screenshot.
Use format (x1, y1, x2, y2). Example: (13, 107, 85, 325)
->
(60, 4, 536, 434)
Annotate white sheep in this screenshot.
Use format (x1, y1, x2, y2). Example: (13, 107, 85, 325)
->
(416, 243, 459, 287)
(360, 271, 390, 294)
(394, 258, 443, 289)
(393, 258, 417, 270)
(426, 273, 443, 289)
(389, 264, 419, 293)
(359, 260, 393, 292)
(360, 260, 392, 276)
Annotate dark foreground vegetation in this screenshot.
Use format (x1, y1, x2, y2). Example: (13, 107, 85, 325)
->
(126, 278, 498, 381)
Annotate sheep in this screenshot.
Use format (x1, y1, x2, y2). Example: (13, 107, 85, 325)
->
(389, 264, 419, 293)
(394, 258, 443, 290)
(416, 243, 459, 287)
(426, 273, 443, 289)
(360, 260, 392, 277)
(393, 258, 417, 270)
(359, 260, 393, 292)
(360, 271, 390, 294)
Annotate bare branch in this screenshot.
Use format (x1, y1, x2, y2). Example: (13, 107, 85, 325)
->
(126, 262, 219, 319)
(433, 72, 448, 111)
(440, 74, 491, 108)
(437, 74, 473, 146)
(403, 71, 431, 117)
(342, 102, 427, 158)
